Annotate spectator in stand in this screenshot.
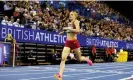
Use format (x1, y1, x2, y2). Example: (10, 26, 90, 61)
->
(27, 50, 36, 65)
(4, 1, 13, 18)
(110, 47, 118, 61)
(105, 46, 111, 62)
(8, 16, 14, 26)
(91, 45, 96, 63)
(1, 1, 133, 42)
(110, 47, 115, 62)
(50, 49, 58, 64)
(1, 16, 9, 25)
(75, 1, 133, 41)
(13, 6, 21, 21)
(13, 18, 20, 27)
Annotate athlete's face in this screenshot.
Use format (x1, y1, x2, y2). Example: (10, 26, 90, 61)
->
(69, 12, 76, 20)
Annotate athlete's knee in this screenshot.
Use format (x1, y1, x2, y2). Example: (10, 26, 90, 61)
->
(61, 57, 67, 61)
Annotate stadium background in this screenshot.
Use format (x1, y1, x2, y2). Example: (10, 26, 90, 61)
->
(0, 1, 133, 66)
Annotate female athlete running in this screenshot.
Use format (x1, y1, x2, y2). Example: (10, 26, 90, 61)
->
(54, 11, 93, 80)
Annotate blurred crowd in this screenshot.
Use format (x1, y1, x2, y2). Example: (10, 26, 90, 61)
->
(1, 1, 133, 41)
(76, 1, 133, 41)
(78, 1, 120, 18)
(1, 1, 70, 32)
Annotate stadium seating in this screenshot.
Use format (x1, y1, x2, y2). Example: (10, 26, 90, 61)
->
(0, 1, 133, 66)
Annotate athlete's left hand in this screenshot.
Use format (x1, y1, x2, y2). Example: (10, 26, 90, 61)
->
(63, 27, 71, 31)
(59, 31, 64, 35)
(63, 27, 68, 31)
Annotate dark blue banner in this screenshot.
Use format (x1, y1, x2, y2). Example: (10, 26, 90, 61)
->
(0, 25, 133, 50)
(0, 25, 66, 45)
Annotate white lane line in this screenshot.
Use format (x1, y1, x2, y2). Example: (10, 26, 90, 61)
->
(19, 72, 96, 80)
(80, 73, 121, 80)
(68, 65, 133, 70)
(80, 71, 133, 80)
(0, 62, 132, 72)
(0, 69, 92, 77)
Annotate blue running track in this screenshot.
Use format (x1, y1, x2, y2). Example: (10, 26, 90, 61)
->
(0, 62, 133, 80)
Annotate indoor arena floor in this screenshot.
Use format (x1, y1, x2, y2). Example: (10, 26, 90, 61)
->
(0, 62, 133, 80)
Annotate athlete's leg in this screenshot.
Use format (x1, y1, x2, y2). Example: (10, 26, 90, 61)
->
(54, 47, 70, 80)
(73, 48, 92, 66)
(59, 47, 70, 76)
(73, 48, 86, 61)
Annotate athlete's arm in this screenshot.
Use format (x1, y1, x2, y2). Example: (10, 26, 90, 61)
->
(68, 20, 80, 33)
(59, 31, 65, 35)
(60, 27, 73, 35)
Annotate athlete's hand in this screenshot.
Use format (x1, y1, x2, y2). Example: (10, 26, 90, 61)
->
(63, 27, 69, 31)
(63, 27, 72, 31)
(59, 31, 64, 35)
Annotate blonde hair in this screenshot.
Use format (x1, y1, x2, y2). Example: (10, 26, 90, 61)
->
(70, 11, 78, 18)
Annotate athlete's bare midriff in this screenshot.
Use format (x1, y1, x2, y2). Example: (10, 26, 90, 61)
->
(66, 33, 77, 40)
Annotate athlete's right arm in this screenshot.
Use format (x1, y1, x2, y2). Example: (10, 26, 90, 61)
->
(59, 31, 65, 35)
(59, 27, 73, 35)
(65, 20, 80, 33)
